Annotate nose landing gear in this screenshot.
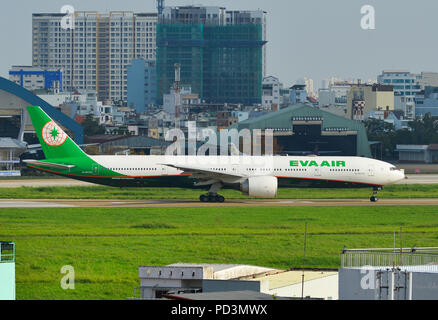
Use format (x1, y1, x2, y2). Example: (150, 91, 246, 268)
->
(370, 186, 382, 202)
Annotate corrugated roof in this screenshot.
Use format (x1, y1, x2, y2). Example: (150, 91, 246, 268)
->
(165, 290, 292, 300)
(238, 104, 365, 131)
(236, 104, 371, 157)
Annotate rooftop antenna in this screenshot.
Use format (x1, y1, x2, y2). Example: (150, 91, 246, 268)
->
(400, 226, 403, 266)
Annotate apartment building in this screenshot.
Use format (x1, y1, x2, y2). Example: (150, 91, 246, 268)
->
(32, 11, 157, 104)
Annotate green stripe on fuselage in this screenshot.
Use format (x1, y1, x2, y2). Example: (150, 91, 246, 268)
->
(28, 157, 125, 178)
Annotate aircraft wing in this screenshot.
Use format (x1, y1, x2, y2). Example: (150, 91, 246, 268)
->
(23, 159, 76, 170)
(163, 163, 243, 186)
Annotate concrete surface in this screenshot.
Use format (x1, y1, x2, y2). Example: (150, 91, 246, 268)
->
(0, 174, 436, 188)
(1, 198, 438, 208)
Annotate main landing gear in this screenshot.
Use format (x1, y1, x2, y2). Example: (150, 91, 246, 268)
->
(200, 193, 225, 203)
(370, 187, 382, 202)
(199, 182, 225, 203)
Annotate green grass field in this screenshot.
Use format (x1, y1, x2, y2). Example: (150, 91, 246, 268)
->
(1, 205, 438, 300)
(1, 184, 438, 200)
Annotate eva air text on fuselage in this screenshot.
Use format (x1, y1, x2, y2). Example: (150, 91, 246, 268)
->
(290, 160, 346, 167)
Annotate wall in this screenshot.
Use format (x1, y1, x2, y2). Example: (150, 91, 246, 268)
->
(339, 267, 438, 300)
(0, 263, 15, 300)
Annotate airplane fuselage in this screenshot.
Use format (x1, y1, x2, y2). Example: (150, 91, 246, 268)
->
(27, 155, 405, 189)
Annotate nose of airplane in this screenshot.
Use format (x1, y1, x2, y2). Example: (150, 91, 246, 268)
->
(394, 168, 406, 182)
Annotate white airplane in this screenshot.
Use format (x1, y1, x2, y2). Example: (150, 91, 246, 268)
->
(23, 106, 406, 202)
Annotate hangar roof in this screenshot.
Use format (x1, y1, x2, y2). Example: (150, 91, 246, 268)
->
(0, 77, 84, 144)
(237, 103, 365, 132)
(235, 103, 371, 157)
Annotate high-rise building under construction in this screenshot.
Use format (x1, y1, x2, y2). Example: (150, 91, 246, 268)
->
(156, 6, 266, 105)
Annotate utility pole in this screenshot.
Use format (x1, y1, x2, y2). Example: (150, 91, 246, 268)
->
(301, 219, 308, 300)
(173, 63, 181, 128)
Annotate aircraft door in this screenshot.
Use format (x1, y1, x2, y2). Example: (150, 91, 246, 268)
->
(368, 165, 375, 176)
(92, 164, 99, 175)
(314, 166, 321, 176)
(159, 164, 168, 176)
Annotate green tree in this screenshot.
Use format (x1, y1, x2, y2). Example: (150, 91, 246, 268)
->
(364, 118, 396, 159)
(82, 114, 105, 137)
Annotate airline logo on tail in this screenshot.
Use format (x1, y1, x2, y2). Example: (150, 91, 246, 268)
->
(41, 120, 68, 147)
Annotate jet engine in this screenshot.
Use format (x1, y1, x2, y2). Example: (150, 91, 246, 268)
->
(240, 176, 278, 198)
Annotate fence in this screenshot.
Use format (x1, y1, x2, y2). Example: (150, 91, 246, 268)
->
(0, 242, 15, 263)
(341, 247, 438, 269)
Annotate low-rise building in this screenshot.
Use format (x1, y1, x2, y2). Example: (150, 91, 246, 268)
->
(415, 86, 438, 117)
(396, 144, 438, 163)
(262, 76, 281, 110)
(0, 138, 27, 176)
(346, 84, 394, 120)
(9, 66, 62, 92)
(133, 263, 335, 300)
(290, 84, 307, 105)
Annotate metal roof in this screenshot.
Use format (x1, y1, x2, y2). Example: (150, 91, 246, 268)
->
(246, 270, 338, 290)
(0, 138, 27, 150)
(164, 290, 292, 300)
(236, 104, 371, 157)
(0, 77, 84, 144)
(238, 104, 365, 131)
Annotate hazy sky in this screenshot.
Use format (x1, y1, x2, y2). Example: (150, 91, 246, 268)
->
(1, 0, 438, 89)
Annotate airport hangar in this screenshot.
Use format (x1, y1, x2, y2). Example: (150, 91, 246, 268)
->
(0, 77, 83, 173)
(235, 104, 372, 157)
(0, 76, 83, 145)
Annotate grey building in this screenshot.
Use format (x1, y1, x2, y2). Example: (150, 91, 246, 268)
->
(339, 247, 438, 300)
(396, 144, 438, 163)
(127, 59, 156, 114)
(415, 86, 438, 117)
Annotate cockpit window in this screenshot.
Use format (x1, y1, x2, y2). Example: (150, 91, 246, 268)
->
(390, 167, 397, 171)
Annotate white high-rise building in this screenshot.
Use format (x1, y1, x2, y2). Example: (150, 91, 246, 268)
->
(297, 77, 315, 98)
(377, 70, 421, 119)
(32, 11, 157, 104)
(262, 76, 281, 110)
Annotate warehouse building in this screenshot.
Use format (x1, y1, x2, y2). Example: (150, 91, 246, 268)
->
(396, 144, 438, 163)
(236, 104, 371, 157)
(133, 263, 337, 300)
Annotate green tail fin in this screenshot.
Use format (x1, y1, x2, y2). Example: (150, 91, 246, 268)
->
(27, 106, 87, 159)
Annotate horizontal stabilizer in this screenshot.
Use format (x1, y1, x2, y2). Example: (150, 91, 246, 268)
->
(23, 159, 75, 170)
